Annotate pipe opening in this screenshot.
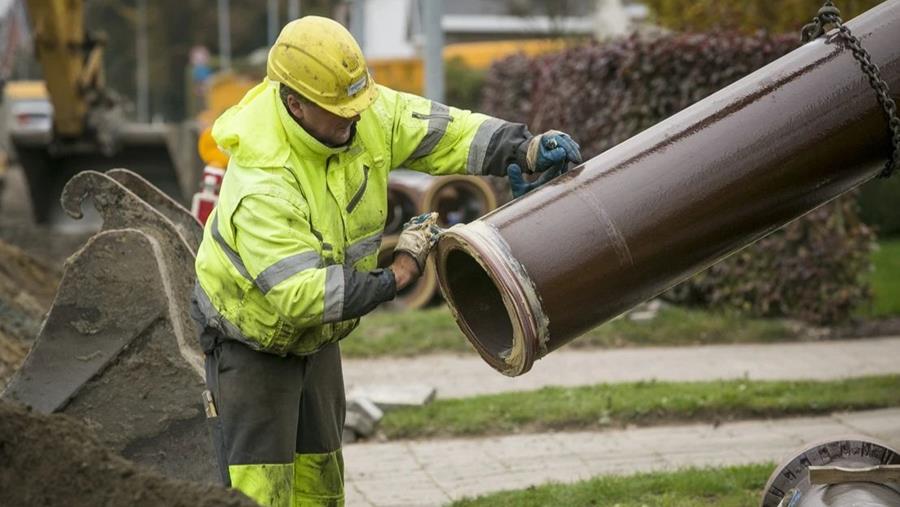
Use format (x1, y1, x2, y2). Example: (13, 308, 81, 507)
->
(444, 248, 514, 361)
(385, 188, 417, 235)
(432, 182, 492, 227)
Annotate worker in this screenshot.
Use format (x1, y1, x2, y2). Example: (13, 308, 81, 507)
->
(191, 16, 582, 506)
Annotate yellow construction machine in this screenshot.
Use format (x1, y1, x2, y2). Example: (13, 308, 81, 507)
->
(2, 1, 215, 482)
(8, 0, 195, 223)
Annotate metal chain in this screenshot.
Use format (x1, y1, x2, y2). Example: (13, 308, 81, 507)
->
(802, 1, 900, 178)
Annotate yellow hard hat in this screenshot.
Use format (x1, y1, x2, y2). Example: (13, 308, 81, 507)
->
(267, 16, 378, 118)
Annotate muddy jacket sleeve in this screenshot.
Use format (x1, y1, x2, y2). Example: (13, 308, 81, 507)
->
(231, 194, 396, 327)
(380, 85, 532, 177)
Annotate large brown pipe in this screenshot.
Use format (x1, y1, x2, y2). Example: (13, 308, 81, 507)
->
(435, 1, 900, 376)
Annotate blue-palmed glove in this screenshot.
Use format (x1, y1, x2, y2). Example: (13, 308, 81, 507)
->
(525, 130, 583, 174)
(507, 163, 563, 198)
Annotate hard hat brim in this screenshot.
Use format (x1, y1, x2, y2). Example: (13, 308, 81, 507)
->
(320, 79, 379, 118)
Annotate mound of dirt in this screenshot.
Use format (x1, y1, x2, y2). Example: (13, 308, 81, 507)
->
(0, 401, 255, 506)
(0, 239, 60, 388)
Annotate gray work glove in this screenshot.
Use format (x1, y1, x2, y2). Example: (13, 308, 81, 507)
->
(394, 212, 442, 272)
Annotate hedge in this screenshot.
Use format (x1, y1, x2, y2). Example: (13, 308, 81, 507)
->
(481, 33, 875, 324)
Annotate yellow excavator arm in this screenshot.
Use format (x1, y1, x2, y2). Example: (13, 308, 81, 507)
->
(24, 0, 106, 138)
(11, 0, 194, 224)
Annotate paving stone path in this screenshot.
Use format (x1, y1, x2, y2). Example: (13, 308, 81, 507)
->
(342, 337, 900, 505)
(344, 337, 900, 399)
(345, 408, 900, 506)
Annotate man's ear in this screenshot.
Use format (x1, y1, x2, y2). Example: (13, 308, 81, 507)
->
(287, 95, 304, 121)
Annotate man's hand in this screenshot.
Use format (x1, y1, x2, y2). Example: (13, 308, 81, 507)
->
(525, 130, 582, 174)
(394, 212, 442, 276)
(390, 252, 421, 290)
(507, 163, 562, 198)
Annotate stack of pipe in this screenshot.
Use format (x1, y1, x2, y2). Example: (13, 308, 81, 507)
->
(380, 169, 503, 309)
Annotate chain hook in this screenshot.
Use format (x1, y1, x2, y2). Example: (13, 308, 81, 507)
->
(802, 1, 843, 42)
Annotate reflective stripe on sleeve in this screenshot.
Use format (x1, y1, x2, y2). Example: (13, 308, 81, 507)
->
(255, 250, 322, 294)
(407, 102, 452, 161)
(211, 214, 254, 282)
(323, 265, 345, 323)
(344, 232, 382, 266)
(466, 117, 505, 175)
(193, 282, 261, 349)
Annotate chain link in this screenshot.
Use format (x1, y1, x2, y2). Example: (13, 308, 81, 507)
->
(802, 1, 900, 178)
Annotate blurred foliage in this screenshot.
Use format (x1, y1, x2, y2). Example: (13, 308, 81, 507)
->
(481, 33, 875, 324)
(84, 0, 337, 121)
(669, 196, 875, 324)
(643, 0, 886, 33)
(858, 175, 900, 237)
(444, 57, 487, 112)
(860, 239, 900, 317)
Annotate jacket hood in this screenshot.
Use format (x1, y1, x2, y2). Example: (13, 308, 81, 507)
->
(211, 79, 345, 168)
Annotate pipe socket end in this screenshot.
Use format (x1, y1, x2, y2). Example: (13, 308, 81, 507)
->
(435, 221, 548, 377)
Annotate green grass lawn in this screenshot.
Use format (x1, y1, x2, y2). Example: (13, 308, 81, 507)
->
(380, 375, 900, 439)
(451, 463, 773, 507)
(343, 305, 802, 358)
(861, 238, 900, 318)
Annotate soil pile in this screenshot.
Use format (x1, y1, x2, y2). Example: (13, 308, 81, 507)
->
(0, 239, 60, 388)
(0, 401, 255, 506)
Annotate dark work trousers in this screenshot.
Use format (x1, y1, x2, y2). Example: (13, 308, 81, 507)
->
(197, 322, 346, 506)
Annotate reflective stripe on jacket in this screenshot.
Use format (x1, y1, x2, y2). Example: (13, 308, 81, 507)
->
(194, 80, 530, 355)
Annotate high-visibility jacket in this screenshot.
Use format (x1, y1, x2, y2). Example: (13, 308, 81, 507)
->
(194, 79, 530, 356)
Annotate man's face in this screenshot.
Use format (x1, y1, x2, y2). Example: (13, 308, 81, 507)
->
(287, 95, 360, 147)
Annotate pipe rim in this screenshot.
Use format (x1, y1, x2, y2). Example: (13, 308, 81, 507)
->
(435, 220, 548, 376)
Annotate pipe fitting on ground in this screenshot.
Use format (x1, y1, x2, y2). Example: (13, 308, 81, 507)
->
(761, 437, 900, 507)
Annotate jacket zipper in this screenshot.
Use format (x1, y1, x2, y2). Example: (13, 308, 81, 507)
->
(346, 165, 369, 213)
(326, 155, 349, 262)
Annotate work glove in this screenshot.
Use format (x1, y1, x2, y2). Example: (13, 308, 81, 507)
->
(525, 130, 583, 174)
(507, 163, 563, 198)
(394, 212, 443, 273)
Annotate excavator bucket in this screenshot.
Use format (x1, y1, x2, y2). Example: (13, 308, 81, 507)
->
(10, 124, 197, 224)
(1, 169, 217, 482)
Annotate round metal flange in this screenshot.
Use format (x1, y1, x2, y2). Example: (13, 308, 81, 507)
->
(761, 436, 900, 507)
